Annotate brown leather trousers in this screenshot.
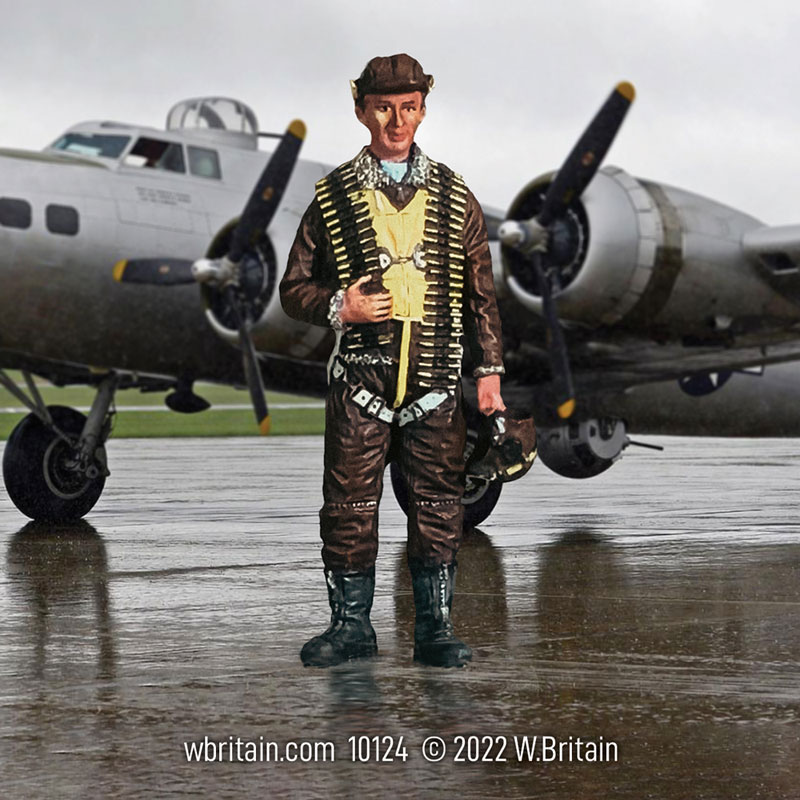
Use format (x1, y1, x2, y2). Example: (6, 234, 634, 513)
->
(320, 361, 466, 573)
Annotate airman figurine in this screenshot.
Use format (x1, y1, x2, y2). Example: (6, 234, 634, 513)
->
(280, 54, 505, 668)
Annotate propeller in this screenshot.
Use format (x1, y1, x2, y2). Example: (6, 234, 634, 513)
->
(227, 120, 306, 264)
(498, 82, 635, 419)
(113, 119, 307, 434)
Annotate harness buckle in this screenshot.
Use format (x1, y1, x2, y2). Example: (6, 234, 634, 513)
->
(353, 389, 373, 407)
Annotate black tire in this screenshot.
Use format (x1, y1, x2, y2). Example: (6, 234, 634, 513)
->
(389, 461, 503, 530)
(2, 406, 106, 521)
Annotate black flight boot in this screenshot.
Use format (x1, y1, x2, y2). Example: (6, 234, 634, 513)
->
(409, 561, 472, 668)
(300, 569, 378, 667)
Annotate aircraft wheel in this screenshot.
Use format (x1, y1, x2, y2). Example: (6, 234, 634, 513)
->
(389, 461, 503, 530)
(2, 406, 106, 521)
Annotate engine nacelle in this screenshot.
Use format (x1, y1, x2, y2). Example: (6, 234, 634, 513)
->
(501, 168, 795, 335)
(537, 417, 628, 479)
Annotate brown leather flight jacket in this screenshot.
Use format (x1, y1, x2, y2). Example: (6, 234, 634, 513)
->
(280, 146, 504, 392)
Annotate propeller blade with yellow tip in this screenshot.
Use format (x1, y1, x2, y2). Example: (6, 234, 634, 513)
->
(228, 119, 306, 264)
(531, 250, 576, 418)
(225, 287, 271, 435)
(538, 81, 635, 228)
(112, 257, 195, 286)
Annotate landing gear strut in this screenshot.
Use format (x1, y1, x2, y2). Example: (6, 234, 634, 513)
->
(1, 371, 117, 521)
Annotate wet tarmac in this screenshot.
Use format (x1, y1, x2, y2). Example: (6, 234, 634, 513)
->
(1, 436, 799, 799)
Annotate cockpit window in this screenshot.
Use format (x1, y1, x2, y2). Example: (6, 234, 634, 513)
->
(50, 133, 130, 159)
(123, 137, 185, 173)
(187, 146, 221, 179)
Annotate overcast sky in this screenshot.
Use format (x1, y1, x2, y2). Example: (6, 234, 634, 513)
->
(2, 0, 799, 224)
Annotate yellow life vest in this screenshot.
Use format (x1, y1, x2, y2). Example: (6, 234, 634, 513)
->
(315, 152, 469, 398)
(360, 189, 429, 405)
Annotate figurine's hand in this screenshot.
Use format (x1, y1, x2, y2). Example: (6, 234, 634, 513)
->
(477, 374, 506, 415)
(341, 275, 393, 323)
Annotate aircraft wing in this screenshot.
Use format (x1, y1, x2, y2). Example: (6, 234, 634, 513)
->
(568, 325, 800, 396)
(742, 223, 800, 263)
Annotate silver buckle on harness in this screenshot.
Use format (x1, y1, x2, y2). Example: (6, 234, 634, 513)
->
(353, 389, 373, 407)
(377, 406, 395, 423)
(397, 390, 450, 427)
(353, 388, 395, 424)
(397, 407, 415, 426)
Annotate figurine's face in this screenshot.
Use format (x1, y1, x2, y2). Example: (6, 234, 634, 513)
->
(356, 91, 426, 161)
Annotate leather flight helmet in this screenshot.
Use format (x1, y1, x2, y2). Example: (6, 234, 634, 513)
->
(351, 54, 434, 102)
(467, 409, 537, 483)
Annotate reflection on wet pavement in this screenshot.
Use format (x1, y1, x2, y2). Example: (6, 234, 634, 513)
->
(1, 436, 799, 798)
